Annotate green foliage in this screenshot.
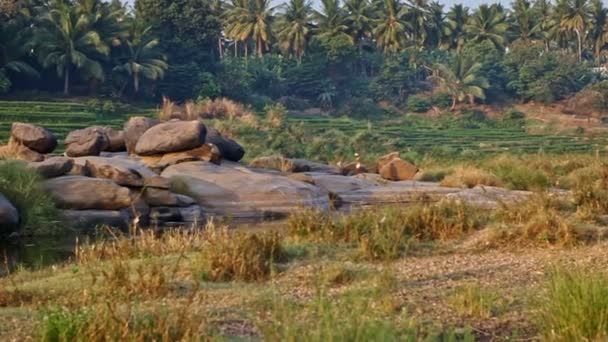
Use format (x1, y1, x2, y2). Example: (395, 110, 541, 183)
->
(157, 62, 201, 101)
(406, 95, 431, 113)
(0, 161, 59, 235)
(195, 71, 221, 99)
(430, 92, 452, 109)
(0, 69, 11, 94)
(539, 269, 608, 341)
(369, 53, 419, 104)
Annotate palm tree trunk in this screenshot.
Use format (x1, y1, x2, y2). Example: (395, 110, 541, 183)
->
(133, 72, 140, 94)
(235, 41, 238, 57)
(245, 42, 248, 58)
(257, 36, 262, 57)
(450, 96, 456, 111)
(575, 29, 582, 62)
(218, 38, 223, 59)
(63, 66, 70, 95)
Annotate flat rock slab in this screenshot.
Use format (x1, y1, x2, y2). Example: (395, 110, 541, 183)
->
(46, 176, 132, 210)
(445, 185, 533, 209)
(161, 161, 330, 220)
(62, 209, 132, 230)
(0, 193, 19, 234)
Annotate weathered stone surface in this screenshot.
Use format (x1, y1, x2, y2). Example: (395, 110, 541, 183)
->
(340, 162, 368, 176)
(376, 152, 400, 171)
(138, 144, 222, 170)
(64, 127, 109, 157)
(0, 142, 44, 162)
(10, 122, 57, 153)
(205, 127, 244, 162)
(73, 156, 158, 187)
(61, 209, 132, 230)
(123, 116, 160, 154)
(379, 158, 418, 181)
(28, 157, 74, 178)
(249, 156, 294, 172)
(0, 193, 19, 234)
(143, 188, 196, 207)
(445, 185, 533, 209)
(162, 161, 330, 220)
(291, 159, 341, 174)
(103, 127, 126, 152)
(135, 120, 206, 156)
(46, 176, 132, 210)
(287, 173, 316, 184)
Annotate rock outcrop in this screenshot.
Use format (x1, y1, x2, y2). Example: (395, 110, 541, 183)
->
(205, 127, 245, 162)
(64, 127, 109, 157)
(123, 116, 160, 154)
(10, 122, 57, 153)
(162, 161, 330, 220)
(135, 120, 206, 156)
(46, 176, 132, 210)
(28, 157, 74, 178)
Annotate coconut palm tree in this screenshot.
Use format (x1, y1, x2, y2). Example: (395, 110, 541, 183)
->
(403, 0, 429, 48)
(314, 0, 353, 51)
(225, 0, 274, 57)
(275, 0, 313, 61)
(511, 0, 540, 43)
(443, 4, 469, 51)
(35, 0, 108, 95)
(534, 0, 558, 51)
(373, 0, 409, 53)
(423, 1, 445, 49)
(589, 0, 608, 64)
(559, 0, 591, 61)
(112, 23, 168, 96)
(465, 4, 509, 50)
(344, 0, 375, 49)
(432, 53, 489, 110)
(224, 0, 251, 57)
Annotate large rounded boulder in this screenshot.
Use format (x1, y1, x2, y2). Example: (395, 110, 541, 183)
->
(0, 193, 19, 234)
(10, 122, 57, 153)
(64, 127, 109, 157)
(45, 176, 132, 210)
(135, 120, 206, 156)
(205, 127, 244, 162)
(123, 116, 160, 154)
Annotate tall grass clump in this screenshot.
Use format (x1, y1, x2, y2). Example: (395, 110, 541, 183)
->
(38, 300, 207, 341)
(0, 160, 58, 234)
(439, 166, 502, 188)
(485, 156, 550, 190)
(287, 201, 481, 261)
(484, 194, 602, 248)
(448, 284, 507, 319)
(538, 268, 608, 341)
(198, 226, 285, 282)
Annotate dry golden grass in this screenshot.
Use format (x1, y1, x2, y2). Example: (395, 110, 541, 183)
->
(440, 166, 503, 188)
(157, 97, 255, 123)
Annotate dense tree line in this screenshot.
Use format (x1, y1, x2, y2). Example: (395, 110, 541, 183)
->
(1, 0, 607, 110)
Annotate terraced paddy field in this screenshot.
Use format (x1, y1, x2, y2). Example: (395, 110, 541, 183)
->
(1, 100, 607, 157)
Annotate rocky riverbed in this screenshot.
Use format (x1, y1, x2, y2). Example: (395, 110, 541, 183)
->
(0, 118, 536, 235)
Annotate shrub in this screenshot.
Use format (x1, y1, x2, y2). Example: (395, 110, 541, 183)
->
(195, 71, 221, 100)
(406, 95, 431, 113)
(0, 161, 58, 235)
(486, 156, 550, 190)
(430, 92, 452, 109)
(265, 103, 287, 128)
(539, 268, 608, 341)
(0, 69, 11, 94)
(198, 226, 285, 282)
(440, 166, 502, 188)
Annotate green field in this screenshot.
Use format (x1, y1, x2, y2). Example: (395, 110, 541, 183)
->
(1, 100, 607, 157)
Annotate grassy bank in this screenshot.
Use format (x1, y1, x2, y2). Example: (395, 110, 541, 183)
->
(3, 190, 608, 340)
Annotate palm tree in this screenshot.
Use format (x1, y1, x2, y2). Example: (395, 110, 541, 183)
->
(432, 53, 489, 110)
(275, 0, 313, 61)
(314, 0, 353, 51)
(443, 4, 469, 51)
(511, 0, 540, 43)
(423, 1, 445, 49)
(589, 0, 608, 64)
(344, 0, 375, 49)
(534, 0, 558, 51)
(0, 7, 39, 79)
(112, 23, 168, 96)
(465, 4, 509, 50)
(403, 0, 429, 48)
(35, 0, 108, 95)
(373, 0, 408, 53)
(250, 0, 274, 57)
(559, 0, 591, 61)
(224, 0, 251, 57)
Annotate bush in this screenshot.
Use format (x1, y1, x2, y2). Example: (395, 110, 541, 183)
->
(198, 226, 285, 282)
(430, 92, 452, 109)
(265, 103, 287, 128)
(0, 161, 58, 235)
(0, 69, 11, 94)
(195, 72, 221, 100)
(406, 96, 431, 113)
(539, 269, 608, 341)
(440, 166, 502, 188)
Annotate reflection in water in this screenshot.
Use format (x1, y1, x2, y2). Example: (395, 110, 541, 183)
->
(0, 235, 78, 276)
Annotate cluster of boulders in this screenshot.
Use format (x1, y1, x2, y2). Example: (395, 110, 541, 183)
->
(0, 117, 535, 234)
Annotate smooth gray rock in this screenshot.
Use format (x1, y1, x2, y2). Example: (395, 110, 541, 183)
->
(62, 209, 132, 230)
(123, 116, 160, 154)
(46, 176, 132, 210)
(28, 157, 74, 178)
(0, 193, 19, 234)
(135, 121, 206, 156)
